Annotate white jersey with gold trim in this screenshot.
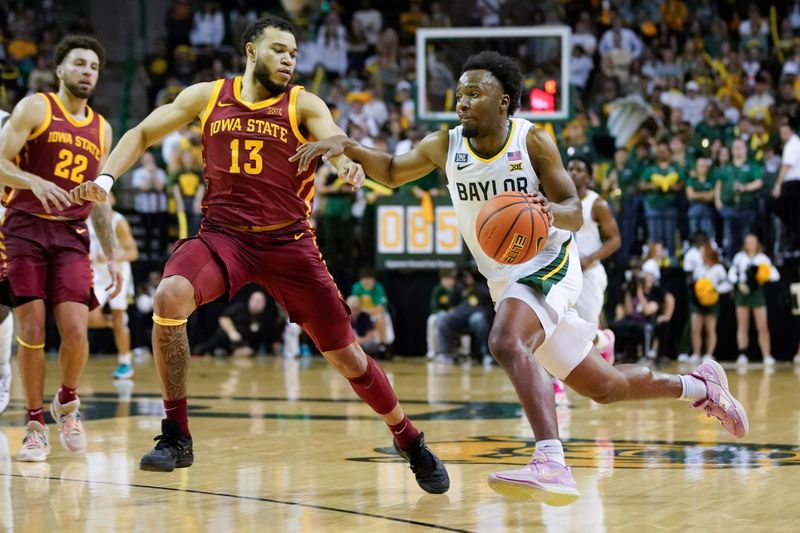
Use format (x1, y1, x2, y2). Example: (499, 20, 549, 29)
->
(444, 117, 573, 301)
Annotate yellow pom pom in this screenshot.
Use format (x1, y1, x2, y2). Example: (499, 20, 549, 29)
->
(756, 263, 771, 285)
(694, 277, 719, 307)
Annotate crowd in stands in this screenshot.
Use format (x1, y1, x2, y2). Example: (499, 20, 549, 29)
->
(1, 0, 799, 362)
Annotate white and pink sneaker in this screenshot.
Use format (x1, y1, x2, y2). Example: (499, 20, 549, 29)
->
(17, 421, 50, 462)
(689, 360, 749, 439)
(599, 329, 615, 364)
(488, 451, 580, 506)
(50, 393, 87, 453)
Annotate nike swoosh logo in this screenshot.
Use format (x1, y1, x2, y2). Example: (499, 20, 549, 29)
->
(52, 116, 64, 121)
(539, 469, 562, 482)
(457, 163, 473, 170)
(293, 232, 304, 240)
(217, 101, 235, 108)
(76, 228, 87, 234)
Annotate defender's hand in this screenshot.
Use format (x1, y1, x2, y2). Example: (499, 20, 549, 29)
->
(70, 181, 108, 204)
(30, 178, 72, 213)
(290, 135, 349, 172)
(106, 260, 123, 299)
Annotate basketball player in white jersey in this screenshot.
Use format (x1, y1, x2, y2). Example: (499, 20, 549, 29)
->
(567, 157, 619, 363)
(87, 193, 138, 380)
(292, 51, 748, 505)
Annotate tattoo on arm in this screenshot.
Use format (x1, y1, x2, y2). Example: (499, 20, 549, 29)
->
(90, 204, 117, 260)
(155, 323, 190, 400)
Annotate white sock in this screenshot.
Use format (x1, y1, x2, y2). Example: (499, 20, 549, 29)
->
(679, 375, 708, 401)
(535, 439, 566, 467)
(118, 352, 132, 366)
(595, 330, 609, 351)
(0, 313, 12, 376)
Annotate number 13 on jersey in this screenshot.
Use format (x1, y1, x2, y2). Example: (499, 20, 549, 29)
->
(229, 139, 264, 175)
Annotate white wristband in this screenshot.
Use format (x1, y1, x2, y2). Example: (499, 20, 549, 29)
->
(94, 174, 115, 194)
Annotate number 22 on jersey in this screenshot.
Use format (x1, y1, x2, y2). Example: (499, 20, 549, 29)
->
(229, 139, 264, 175)
(53, 148, 88, 183)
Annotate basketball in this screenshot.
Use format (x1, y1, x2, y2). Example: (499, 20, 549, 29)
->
(475, 192, 550, 265)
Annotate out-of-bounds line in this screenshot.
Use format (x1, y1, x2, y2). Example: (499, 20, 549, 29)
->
(1, 473, 475, 533)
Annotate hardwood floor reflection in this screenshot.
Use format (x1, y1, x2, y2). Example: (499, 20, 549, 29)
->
(1, 356, 799, 532)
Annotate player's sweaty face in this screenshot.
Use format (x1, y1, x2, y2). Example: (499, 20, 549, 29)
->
(59, 48, 100, 99)
(455, 70, 505, 136)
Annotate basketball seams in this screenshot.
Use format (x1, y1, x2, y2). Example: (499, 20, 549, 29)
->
(476, 199, 534, 236)
(476, 191, 550, 264)
(490, 206, 533, 259)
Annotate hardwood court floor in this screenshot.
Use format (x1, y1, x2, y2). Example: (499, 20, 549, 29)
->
(1, 355, 799, 532)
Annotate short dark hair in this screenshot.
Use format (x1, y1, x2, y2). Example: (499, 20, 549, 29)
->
(568, 156, 593, 176)
(241, 16, 295, 53)
(461, 51, 523, 116)
(54, 35, 106, 68)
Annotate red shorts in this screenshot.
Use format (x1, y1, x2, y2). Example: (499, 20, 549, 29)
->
(164, 219, 354, 352)
(0, 209, 97, 309)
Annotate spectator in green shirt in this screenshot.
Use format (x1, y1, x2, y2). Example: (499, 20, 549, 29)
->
(606, 146, 644, 264)
(560, 118, 596, 172)
(714, 138, 763, 258)
(639, 140, 685, 255)
(693, 102, 734, 156)
(686, 157, 717, 239)
(351, 267, 394, 346)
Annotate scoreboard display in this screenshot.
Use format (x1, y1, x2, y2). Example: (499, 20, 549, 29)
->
(375, 192, 469, 270)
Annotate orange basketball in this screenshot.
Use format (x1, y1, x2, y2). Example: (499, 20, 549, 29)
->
(475, 192, 550, 265)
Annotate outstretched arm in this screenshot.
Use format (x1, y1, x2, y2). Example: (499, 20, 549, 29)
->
(0, 94, 73, 212)
(296, 90, 364, 188)
(71, 81, 216, 204)
(527, 128, 582, 231)
(291, 127, 448, 188)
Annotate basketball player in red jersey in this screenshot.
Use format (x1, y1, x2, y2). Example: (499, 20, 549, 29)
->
(70, 16, 449, 493)
(0, 35, 121, 462)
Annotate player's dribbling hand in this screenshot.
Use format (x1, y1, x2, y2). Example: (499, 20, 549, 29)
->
(289, 135, 349, 172)
(70, 180, 108, 205)
(30, 177, 72, 214)
(526, 193, 554, 226)
(338, 161, 365, 190)
(106, 260, 123, 299)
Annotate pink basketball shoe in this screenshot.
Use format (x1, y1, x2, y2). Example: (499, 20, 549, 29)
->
(689, 359, 749, 439)
(599, 329, 615, 365)
(488, 451, 580, 506)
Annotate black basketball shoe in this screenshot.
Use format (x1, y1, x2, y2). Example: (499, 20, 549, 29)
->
(393, 432, 450, 494)
(139, 419, 194, 472)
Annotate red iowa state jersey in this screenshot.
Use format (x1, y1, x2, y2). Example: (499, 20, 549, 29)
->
(200, 77, 317, 230)
(3, 92, 106, 220)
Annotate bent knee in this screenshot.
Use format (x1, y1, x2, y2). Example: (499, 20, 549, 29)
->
(324, 343, 367, 378)
(18, 322, 45, 344)
(59, 325, 88, 346)
(153, 276, 196, 318)
(488, 333, 533, 365)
